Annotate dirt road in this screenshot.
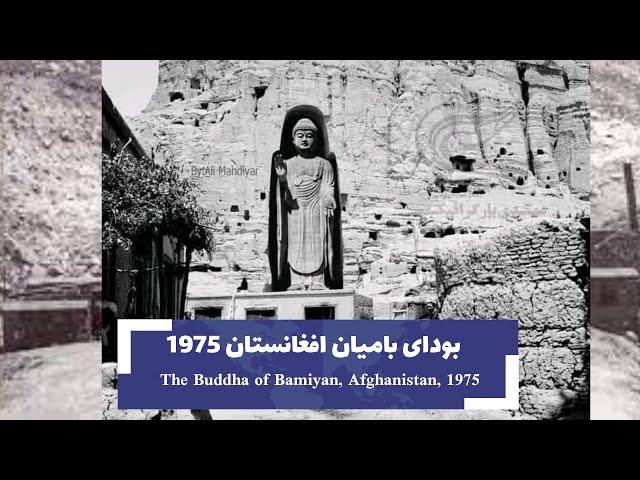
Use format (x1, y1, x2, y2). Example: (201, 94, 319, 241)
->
(0, 341, 101, 420)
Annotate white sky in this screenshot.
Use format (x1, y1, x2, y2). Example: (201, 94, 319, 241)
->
(102, 60, 159, 117)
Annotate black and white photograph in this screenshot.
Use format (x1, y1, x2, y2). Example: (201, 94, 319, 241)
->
(590, 60, 640, 420)
(0, 60, 102, 419)
(101, 60, 590, 420)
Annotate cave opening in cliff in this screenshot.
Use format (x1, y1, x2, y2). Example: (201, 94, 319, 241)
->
(169, 92, 184, 102)
(244, 210, 250, 221)
(450, 155, 474, 172)
(254, 86, 267, 99)
(200, 102, 209, 110)
(400, 201, 407, 209)
(409, 265, 417, 274)
(260, 192, 266, 200)
(576, 167, 581, 172)
(230, 205, 239, 212)
(374, 213, 382, 220)
(451, 184, 468, 193)
(537, 149, 544, 154)
(194, 119, 200, 127)
(499, 147, 507, 155)
(517, 177, 524, 186)
(190, 78, 201, 90)
(443, 227, 455, 236)
(368, 231, 378, 241)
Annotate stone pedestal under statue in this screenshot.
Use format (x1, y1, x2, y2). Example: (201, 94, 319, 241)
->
(186, 289, 373, 320)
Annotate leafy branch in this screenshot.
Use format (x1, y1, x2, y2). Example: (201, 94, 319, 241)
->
(102, 151, 214, 254)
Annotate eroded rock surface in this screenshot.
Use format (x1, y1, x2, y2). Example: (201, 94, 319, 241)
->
(129, 60, 589, 311)
(0, 60, 102, 292)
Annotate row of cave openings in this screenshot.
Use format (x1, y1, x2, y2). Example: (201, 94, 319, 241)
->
(449, 144, 583, 192)
(358, 262, 429, 277)
(219, 190, 270, 232)
(366, 225, 484, 242)
(169, 84, 270, 125)
(220, 189, 347, 232)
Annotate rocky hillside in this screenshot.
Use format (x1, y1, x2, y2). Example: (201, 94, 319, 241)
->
(130, 60, 589, 306)
(591, 60, 640, 228)
(0, 61, 102, 293)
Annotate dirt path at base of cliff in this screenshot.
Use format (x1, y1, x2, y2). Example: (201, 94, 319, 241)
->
(0, 342, 101, 420)
(591, 328, 640, 419)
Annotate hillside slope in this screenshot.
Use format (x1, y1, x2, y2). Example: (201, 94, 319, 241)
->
(0, 60, 102, 292)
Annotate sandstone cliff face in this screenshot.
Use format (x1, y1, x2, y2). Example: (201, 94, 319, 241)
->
(130, 60, 589, 307)
(0, 61, 102, 293)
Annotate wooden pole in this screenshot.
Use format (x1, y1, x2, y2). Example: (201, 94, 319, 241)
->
(624, 161, 639, 231)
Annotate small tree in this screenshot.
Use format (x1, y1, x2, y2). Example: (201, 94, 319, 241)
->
(102, 151, 214, 254)
(102, 150, 214, 322)
(103, 150, 215, 421)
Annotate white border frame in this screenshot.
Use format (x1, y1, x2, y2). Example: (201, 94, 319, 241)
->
(464, 354, 519, 410)
(117, 319, 172, 374)
(118, 320, 519, 410)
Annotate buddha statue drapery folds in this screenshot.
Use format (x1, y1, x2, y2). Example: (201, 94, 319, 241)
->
(268, 105, 343, 291)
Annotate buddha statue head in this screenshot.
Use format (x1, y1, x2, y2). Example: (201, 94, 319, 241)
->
(292, 118, 318, 157)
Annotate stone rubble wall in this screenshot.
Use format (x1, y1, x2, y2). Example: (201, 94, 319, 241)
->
(434, 218, 588, 419)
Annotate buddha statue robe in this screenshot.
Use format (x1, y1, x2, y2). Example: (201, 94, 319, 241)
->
(281, 155, 335, 288)
(268, 105, 343, 291)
